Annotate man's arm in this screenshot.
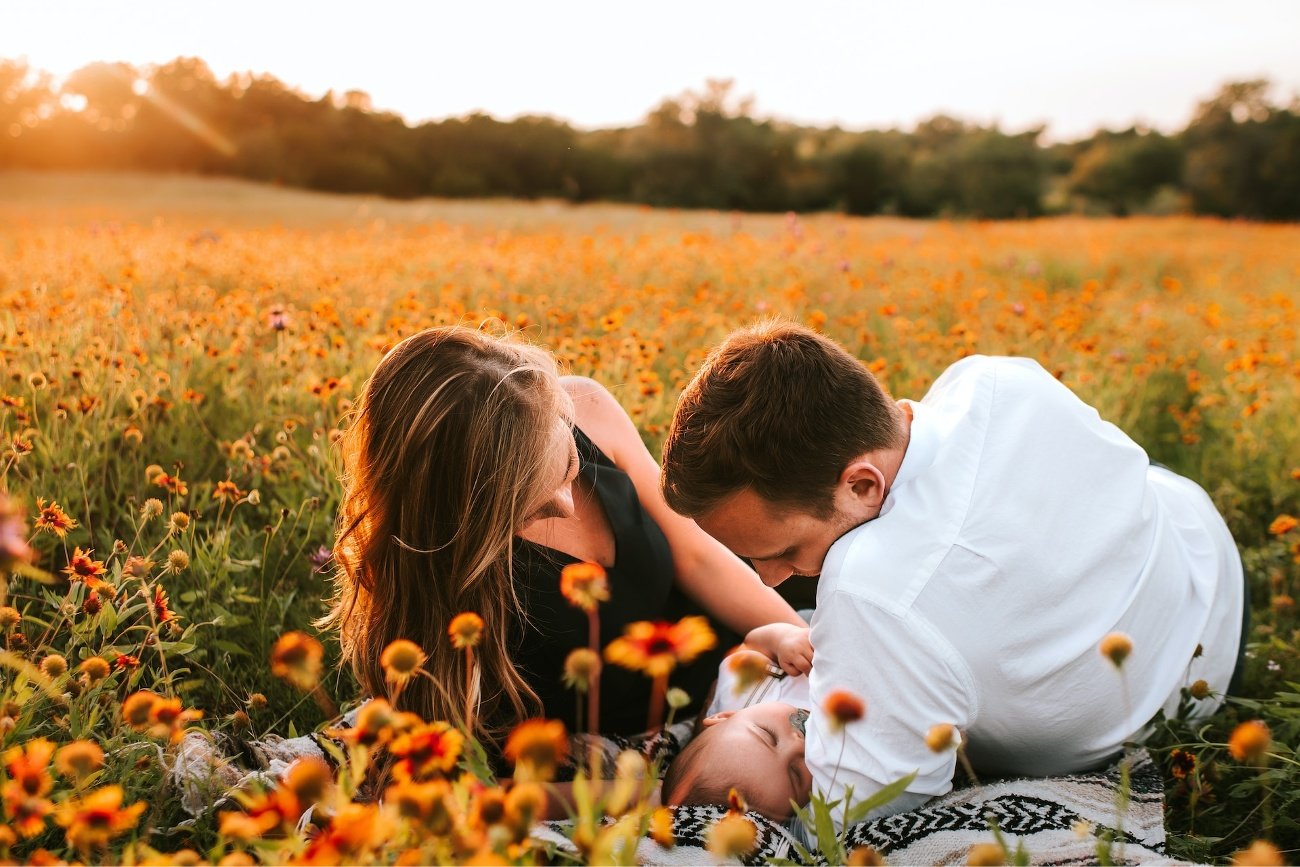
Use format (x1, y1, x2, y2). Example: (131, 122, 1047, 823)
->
(805, 589, 975, 829)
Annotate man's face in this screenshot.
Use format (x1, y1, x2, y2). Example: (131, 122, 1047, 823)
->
(696, 488, 864, 587)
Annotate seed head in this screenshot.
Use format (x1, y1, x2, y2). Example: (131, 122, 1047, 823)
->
(823, 689, 866, 731)
(925, 723, 957, 753)
(1098, 632, 1133, 668)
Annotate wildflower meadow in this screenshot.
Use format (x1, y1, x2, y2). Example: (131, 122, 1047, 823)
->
(0, 172, 1298, 864)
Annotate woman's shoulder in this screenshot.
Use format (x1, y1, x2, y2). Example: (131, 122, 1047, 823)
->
(559, 376, 640, 466)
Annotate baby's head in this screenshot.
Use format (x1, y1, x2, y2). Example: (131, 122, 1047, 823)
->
(663, 701, 812, 821)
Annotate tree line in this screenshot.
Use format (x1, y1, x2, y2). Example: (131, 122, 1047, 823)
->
(2, 58, 1297, 219)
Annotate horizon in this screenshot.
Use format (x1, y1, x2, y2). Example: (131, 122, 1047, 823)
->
(5, 0, 1300, 142)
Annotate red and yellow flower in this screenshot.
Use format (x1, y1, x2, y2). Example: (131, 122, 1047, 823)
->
(603, 616, 717, 678)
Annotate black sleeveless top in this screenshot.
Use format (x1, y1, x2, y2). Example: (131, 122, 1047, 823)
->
(507, 426, 738, 736)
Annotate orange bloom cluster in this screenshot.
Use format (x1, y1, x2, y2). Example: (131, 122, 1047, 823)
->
(603, 616, 717, 678)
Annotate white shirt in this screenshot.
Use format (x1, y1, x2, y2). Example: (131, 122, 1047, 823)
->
(805, 355, 1243, 823)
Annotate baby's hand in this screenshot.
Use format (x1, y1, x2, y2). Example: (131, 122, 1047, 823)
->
(744, 623, 814, 677)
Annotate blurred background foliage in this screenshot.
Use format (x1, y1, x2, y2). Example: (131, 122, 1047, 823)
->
(2, 58, 1298, 220)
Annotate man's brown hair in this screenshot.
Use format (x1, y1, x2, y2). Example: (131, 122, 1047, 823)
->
(661, 321, 904, 518)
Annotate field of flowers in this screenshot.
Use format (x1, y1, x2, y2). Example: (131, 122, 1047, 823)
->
(0, 171, 1298, 864)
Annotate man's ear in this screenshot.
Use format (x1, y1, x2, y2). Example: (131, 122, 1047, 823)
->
(839, 459, 887, 510)
(700, 710, 735, 728)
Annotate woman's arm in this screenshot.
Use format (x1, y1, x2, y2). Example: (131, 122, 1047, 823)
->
(561, 377, 804, 635)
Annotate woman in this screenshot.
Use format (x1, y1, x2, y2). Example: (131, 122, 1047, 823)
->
(323, 326, 802, 767)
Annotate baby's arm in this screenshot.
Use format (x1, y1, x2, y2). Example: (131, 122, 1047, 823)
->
(744, 622, 814, 676)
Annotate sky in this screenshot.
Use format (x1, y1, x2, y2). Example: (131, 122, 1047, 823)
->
(5, 0, 1300, 141)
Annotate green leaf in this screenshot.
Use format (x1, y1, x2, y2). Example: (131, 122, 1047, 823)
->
(213, 639, 251, 657)
(844, 771, 918, 827)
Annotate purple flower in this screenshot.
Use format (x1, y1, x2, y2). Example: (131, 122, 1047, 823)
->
(309, 545, 333, 573)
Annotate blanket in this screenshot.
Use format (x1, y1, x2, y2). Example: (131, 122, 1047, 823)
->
(537, 750, 1181, 865)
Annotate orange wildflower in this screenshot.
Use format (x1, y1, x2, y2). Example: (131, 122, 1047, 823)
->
(967, 842, 1007, 865)
(122, 691, 160, 731)
(33, 498, 78, 538)
(1098, 632, 1133, 668)
(1169, 749, 1196, 780)
(926, 723, 957, 753)
(55, 785, 146, 851)
(1227, 720, 1272, 763)
(387, 779, 454, 832)
(1231, 840, 1285, 866)
(448, 612, 484, 649)
(649, 806, 676, 849)
(152, 472, 189, 497)
(380, 639, 427, 687)
(1268, 514, 1298, 535)
(3, 738, 55, 801)
(5, 793, 53, 838)
(147, 696, 203, 741)
(559, 561, 610, 612)
(603, 616, 717, 678)
(270, 631, 324, 691)
(152, 585, 175, 623)
(504, 718, 568, 782)
(562, 647, 600, 691)
(114, 653, 140, 671)
(55, 740, 105, 784)
(824, 689, 866, 731)
(338, 697, 399, 748)
(284, 757, 333, 807)
(726, 648, 773, 694)
(79, 656, 111, 683)
(63, 547, 115, 596)
(389, 721, 466, 782)
(706, 812, 757, 860)
(212, 480, 244, 502)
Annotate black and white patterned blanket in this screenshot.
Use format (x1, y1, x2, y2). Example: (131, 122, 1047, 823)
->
(538, 750, 1182, 865)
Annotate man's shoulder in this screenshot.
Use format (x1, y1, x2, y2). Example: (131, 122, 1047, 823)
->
(929, 354, 1052, 396)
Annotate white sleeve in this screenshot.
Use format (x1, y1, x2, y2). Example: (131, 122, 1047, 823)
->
(806, 589, 976, 828)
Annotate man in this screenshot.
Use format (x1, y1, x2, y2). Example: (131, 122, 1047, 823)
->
(660, 321, 1243, 821)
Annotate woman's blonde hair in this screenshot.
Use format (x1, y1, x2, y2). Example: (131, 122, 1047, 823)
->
(321, 326, 570, 742)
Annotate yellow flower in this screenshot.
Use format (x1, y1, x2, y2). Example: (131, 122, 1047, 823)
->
(727, 649, 774, 694)
(380, 639, 427, 687)
(967, 841, 1007, 865)
(1227, 720, 1271, 763)
(603, 616, 717, 678)
(562, 647, 600, 692)
(389, 721, 466, 782)
(448, 611, 485, 649)
(925, 723, 957, 753)
(55, 785, 146, 851)
(270, 631, 324, 691)
(649, 806, 675, 849)
(559, 561, 610, 612)
(54, 741, 104, 784)
(706, 812, 756, 860)
(504, 718, 568, 782)
(79, 657, 111, 684)
(1098, 632, 1133, 668)
(1232, 840, 1284, 866)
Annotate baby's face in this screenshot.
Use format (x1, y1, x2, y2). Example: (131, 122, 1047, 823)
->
(700, 701, 813, 820)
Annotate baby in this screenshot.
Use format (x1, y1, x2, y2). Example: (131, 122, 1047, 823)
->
(663, 622, 815, 821)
